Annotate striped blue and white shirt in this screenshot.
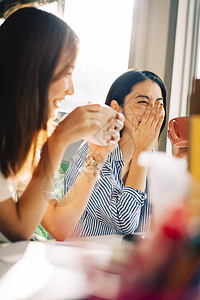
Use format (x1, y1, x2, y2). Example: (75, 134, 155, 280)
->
(64, 142, 151, 237)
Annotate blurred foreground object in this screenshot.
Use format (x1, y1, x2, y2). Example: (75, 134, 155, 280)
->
(188, 78, 200, 239)
(87, 205, 200, 300)
(86, 81, 200, 299)
(189, 78, 200, 182)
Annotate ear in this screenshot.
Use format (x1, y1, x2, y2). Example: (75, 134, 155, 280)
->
(110, 100, 122, 113)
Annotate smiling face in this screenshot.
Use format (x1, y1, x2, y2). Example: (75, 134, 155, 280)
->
(122, 79, 165, 133)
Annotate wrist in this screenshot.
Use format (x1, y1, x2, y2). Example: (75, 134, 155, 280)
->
(52, 124, 70, 149)
(87, 147, 108, 165)
(134, 146, 151, 154)
(81, 155, 103, 178)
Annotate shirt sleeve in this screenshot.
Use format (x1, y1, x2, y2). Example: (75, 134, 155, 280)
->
(111, 185, 148, 234)
(64, 144, 150, 235)
(90, 180, 148, 235)
(64, 142, 87, 194)
(0, 172, 15, 202)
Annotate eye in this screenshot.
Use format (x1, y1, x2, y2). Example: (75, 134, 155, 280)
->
(65, 72, 72, 77)
(138, 100, 148, 105)
(64, 68, 74, 77)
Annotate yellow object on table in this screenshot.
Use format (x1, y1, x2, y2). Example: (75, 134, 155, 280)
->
(189, 115, 200, 182)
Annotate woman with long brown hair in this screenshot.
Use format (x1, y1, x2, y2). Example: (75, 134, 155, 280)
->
(0, 6, 124, 242)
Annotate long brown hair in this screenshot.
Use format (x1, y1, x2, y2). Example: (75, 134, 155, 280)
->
(0, 6, 79, 178)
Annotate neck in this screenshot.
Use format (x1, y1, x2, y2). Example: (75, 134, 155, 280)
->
(119, 130, 134, 164)
(119, 130, 135, 181)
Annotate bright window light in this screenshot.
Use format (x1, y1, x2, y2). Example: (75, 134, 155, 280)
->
(59, 0, 134, 113)
(40, 2, 58, 14)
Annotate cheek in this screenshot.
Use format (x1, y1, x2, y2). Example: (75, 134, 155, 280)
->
(49, 78, 69, 100)
(134, 106, 146, 118)
(125, 106, 146, 123)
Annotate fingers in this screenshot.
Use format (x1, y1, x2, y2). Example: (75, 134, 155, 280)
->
(155, 113, 164, 132)
(152, 105, 164, 129)
(116, 112, 125, 123)
(107, 127, 120, 142)
(107, 140, 118, 148)
(84, 103, 101, 112)
(109, 117, 124, 132)
(140, 103, 153, 125)
(68, 105, 124, 147)
(78, 105, 125, 133)
(132, 116, 139, 132)
(141, 101, 164, 129)
(108, 112, 124, 131)
(88, 119, 102, 129)
(74, 105, 103, 127)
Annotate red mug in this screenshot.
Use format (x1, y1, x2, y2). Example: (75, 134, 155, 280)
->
(168, 116, 188, 147)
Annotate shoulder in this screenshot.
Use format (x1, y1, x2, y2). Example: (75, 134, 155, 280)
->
(0, 171, 16, 202)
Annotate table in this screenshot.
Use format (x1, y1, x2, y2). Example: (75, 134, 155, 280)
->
(0, 235, 124, 300)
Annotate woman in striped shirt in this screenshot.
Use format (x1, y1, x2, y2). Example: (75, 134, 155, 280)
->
(64, 69, 167, 238)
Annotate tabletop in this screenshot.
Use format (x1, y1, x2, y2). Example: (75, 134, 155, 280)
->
(0, 235, 126, 300)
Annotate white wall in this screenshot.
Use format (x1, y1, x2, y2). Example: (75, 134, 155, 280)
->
(128, 0, 171, 151)
(128, 0, 171, 80)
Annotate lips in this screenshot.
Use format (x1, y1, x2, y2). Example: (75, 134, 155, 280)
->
(53, 98, 64, 108)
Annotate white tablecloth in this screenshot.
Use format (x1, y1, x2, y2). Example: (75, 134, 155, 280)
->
(0, 235, 123, 300)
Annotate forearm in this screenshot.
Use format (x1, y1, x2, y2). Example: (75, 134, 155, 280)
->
(125, 149, 148, 192)
(42, 169, 100, 240)
(0, 135, 68, 242)
(107, 186, 146, 234)
(0, 172, 51, 242)
(40, 129, 69, 176)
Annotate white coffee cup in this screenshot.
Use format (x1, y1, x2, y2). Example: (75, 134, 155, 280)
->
(86, 104, 118, 146)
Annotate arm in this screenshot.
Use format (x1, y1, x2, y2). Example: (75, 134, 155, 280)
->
(41, 142, 97, 240)
(41, 113, 124, 241)
(0, 105, 122, 241)
(168, 130, 188, 159)
(102, 102, 164, 234)
(96, 183, 147, 235)
(126, 102, 164, 190)
(60, 105, 163, 236)
(62, 144, 146, 235)
(0, 130, 73, 242)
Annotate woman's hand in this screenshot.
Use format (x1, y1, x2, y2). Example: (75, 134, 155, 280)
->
(42, 105, 124, 175)
(87, 112, 124, 164)
(54, 104, 104, 147)
(133, 101, 164, 153)
(168, 131, 188, 159)
(124, 102, 164, 190)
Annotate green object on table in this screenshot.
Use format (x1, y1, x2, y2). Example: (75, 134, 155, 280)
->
(34, 224, 50, 239)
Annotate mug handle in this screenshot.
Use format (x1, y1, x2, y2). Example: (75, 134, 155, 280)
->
(169, 119, 179, 141)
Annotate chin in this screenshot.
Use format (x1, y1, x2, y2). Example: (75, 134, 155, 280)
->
(49, 109, 58, 120)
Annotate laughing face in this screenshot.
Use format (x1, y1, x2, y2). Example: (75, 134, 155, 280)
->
(122, 79, 165, 133)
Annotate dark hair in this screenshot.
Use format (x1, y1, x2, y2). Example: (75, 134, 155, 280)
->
(105, 69, 167, 134)
(0, 7, 79, 177)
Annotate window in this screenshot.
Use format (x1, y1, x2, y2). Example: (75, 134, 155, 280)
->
(59, 0, 134, 113)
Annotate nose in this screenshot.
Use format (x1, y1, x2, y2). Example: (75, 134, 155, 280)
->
(149, 100, 155, 108)
(66, 77, 74, 96)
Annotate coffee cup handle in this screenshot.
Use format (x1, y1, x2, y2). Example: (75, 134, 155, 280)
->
(169, 119, 179, 141)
